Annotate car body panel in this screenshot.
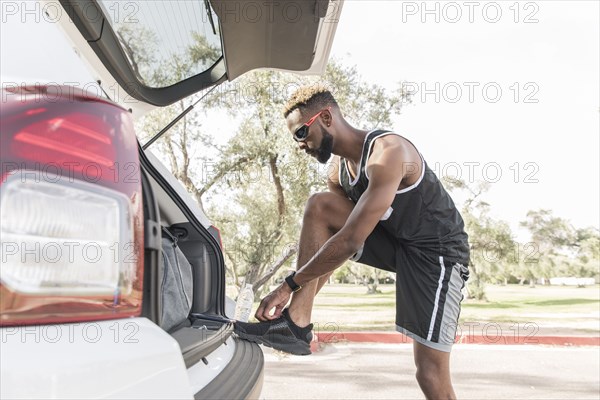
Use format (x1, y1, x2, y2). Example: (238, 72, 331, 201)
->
(186, 336, 235, 393)
(0, 318, 193, 399)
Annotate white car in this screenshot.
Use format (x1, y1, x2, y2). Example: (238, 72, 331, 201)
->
(0, 1, 343, 398)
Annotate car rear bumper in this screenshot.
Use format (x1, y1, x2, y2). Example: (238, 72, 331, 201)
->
(1, 318, 264, 399)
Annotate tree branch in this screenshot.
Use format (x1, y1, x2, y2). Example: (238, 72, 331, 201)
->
(163, 135, 180, 177)
(224, 248, 241, 287)
(253, 244, 298, 290)
(199, 157, 249, 198)
(269, 154, 286, 219)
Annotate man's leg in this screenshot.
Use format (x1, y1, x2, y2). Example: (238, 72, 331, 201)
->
(413, 341, 456, 400)
(286, 192, 355, 327)
(233, 192, 355, 355)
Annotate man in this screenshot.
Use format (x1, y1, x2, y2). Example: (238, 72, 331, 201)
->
(234, 86, 470, 399)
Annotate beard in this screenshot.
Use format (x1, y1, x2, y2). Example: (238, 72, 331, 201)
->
(315, 127, 334, 164)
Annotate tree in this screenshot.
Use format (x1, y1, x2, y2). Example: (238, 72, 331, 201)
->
(521, 210, 599, 285)
(334, 262, 388, 293)
(443, 178, 517, 300)
(116, 22, 220, 88)
(568, 227, 600, 284)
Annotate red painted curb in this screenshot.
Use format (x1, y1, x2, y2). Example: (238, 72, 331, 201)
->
(312, 332, 600, 349)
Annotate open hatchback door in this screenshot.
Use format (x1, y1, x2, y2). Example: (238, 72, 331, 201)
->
(55, 0, 343, 114)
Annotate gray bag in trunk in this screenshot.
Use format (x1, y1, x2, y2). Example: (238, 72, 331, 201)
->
(160, 228, 193, 332)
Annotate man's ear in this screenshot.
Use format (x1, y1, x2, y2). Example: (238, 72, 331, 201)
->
(323, 108, 333, 127)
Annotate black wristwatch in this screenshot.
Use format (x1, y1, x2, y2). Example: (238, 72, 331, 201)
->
(285, 272, 302, 293)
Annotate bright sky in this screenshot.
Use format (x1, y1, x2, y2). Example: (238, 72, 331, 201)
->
(1, 0, 598, 240)
(330, 0, 600, 239)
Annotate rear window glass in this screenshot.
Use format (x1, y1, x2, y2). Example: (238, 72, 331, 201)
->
(99, 0, 223, 88)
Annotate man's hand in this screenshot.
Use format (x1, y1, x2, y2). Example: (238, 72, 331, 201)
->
(254, 283, 293, 321)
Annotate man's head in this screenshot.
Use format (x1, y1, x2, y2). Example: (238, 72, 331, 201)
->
(283, 86, 338, 164)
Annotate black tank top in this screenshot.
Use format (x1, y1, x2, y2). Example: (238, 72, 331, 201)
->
(339, 130, 470, 265)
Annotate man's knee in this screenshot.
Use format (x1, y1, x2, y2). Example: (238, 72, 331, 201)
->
(303, 192, 353, 233)
(304, 192, 336, 220)
(415, 361, 440, 389)
(414, 349, 452, 393)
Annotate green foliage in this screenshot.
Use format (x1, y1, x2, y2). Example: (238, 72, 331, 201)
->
(443, 179, 516, 299)
(114, 23, 157, 85)
(444, 179, 599, 298)
(520, 211, 599, 285)
(115, 22, 220, 88)
(323, 62, 411, 129)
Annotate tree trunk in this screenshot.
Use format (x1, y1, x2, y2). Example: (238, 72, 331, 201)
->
(466, 260, 487, 300)
(366, 269, 381, 294)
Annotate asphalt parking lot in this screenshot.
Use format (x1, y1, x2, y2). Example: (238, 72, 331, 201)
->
(260, 343, 600, 399)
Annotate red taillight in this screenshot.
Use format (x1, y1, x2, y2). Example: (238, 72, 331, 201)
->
(12, 113, 117, 170)
(0, 85, 144, 326)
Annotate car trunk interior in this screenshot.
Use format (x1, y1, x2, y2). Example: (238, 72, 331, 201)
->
(138, 143, 233, 367)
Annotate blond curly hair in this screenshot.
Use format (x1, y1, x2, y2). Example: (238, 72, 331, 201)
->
(283, 85, 338, 118)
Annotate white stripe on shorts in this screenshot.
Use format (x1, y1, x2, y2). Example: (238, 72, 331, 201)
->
(427, 256, 446, 341)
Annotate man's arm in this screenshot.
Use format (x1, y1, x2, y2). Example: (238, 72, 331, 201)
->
(293, 138, 409, 285)
(254, 137, 412, 320)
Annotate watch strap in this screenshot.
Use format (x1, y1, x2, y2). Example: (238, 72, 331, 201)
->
(285, 272, 302, 292)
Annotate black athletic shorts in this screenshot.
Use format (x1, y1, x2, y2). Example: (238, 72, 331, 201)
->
(350, 224, 469, 352)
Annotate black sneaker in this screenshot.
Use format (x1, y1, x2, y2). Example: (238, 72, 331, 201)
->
(234, 309, 313, 355)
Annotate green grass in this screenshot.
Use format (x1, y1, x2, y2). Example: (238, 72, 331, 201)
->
(522, 298, 599, 306)
(306, 283, 600, 335)
(325, 301, 397, 309)
(462, 302, 518, 309)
